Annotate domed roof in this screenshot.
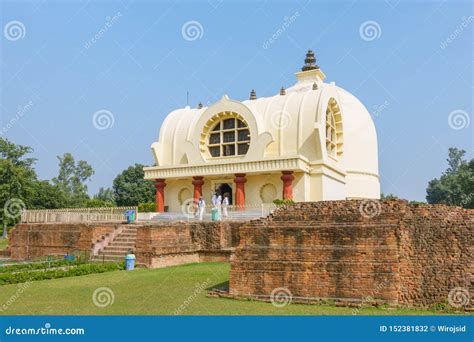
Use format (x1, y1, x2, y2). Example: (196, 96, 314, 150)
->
(150, 52, 378, 180)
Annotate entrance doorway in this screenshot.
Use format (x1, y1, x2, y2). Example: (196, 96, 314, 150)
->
(217, 183, 233, 205)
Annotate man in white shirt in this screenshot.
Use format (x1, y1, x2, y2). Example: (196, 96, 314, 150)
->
(198, 196, 206, 220)
(222, 194, 229, 218)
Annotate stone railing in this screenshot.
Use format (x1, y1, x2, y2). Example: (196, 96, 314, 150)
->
(21, 207, 138, 223)
(150, 203, 279, 222)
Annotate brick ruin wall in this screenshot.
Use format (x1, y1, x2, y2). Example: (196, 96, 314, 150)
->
(229, 200, 473, 307)
(135, 221, 242, 268)
(9, 221, 243, 265)
(9, 223, 121, 260)
(9, 200, 472, 308)
(9, 223, 120, 260)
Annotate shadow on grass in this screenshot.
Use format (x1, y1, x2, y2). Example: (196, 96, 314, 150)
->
(207, 280, 228, 291)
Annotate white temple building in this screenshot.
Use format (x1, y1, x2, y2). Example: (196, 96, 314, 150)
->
(144, 51, 380, 212)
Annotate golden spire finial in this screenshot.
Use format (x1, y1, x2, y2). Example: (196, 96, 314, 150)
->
(249, 89, 257, 100)
(302, 50, 319, 71)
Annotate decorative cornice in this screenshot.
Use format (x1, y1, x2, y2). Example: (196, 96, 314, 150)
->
(143, 157, 310, 180)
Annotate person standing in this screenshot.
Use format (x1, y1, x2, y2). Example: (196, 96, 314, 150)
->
(211, 192, 218, 207)
(198, 196, 206, 221)
(222, 193, 229, 218)
(216, 193, 222, 218)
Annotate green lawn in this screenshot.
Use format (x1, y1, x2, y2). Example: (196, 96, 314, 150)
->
(0, 262, 463, 315)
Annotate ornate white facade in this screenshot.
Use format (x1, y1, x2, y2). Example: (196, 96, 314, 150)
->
(144, 51, 380, 212)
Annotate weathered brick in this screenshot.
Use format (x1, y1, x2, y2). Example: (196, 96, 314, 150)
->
(229, 200, 473, 308)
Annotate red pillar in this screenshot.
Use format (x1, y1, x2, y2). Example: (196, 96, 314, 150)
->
(234, 173, 247, 211)
(155, 179, 166, 212)
(281, 171, 294, 200)
(192, 176, 204, 203)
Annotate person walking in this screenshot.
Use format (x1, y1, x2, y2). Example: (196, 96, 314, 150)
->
(216, 193, 222, 219)
(222, 193, 229, 218)
(198, 196, 206, 221)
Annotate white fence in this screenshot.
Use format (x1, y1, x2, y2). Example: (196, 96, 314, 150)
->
(20, 204, 280, 223)
(151, 203, 279, 221)
(21, 207, 138, 223)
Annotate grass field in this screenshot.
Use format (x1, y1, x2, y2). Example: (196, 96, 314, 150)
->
(0, 262, 463, 315)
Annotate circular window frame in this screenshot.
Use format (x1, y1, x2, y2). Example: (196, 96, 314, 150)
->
(201, 112, 251, 160)
(259, 183, 277, 203)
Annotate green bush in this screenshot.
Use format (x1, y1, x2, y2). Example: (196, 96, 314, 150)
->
(138, 202, 156, 212)
(273, 199, 295, 205)
(0, 262, 124, 285)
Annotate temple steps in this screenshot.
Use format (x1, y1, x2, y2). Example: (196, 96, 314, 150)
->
(92, 226, 137, 263)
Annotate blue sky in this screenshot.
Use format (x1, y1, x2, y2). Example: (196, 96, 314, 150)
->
(1, 0, 472, 201)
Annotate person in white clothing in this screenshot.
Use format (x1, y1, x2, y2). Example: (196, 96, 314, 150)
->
(211, 192, 218, 207)
(222, 194, 229, 218)
(198, 196, 206, 220)
(216, 193, 222, 218)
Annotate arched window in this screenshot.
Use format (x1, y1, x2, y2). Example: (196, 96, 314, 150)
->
(326, 109, 337, 157)
(325, 98, 343, 158)
(207, 117, 250, 158)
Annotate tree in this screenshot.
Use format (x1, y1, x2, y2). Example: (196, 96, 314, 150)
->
(29, 181, 66, 209)
(446, 148, 465, 174)
(52, 153, 94, 207)
(94, 187, 115, 203)
(113, 164, 155, 206)
(0, 138, 37, 238)
(426, 148, 474, 208)
(86, 198, 115, 208)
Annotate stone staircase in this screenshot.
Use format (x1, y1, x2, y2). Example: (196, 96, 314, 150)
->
(92, 225, 137, 263)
